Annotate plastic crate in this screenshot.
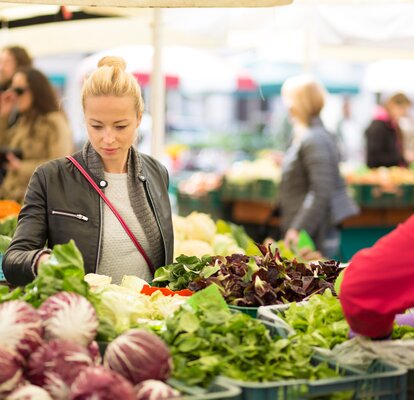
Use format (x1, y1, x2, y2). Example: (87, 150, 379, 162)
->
(252, 179, 279, 202)
(173, 378, 241, 400)
(257, 303, 298, 337)
(351, 184, 414, 208)
(177, 190, 222, 219)
(228, 304, 258, 318)
(222, 360, 406, 400)
(221, 321, 407, 400)
(221, 180, 254, 201)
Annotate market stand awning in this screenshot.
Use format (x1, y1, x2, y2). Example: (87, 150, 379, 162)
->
(0, 0, 292, 7)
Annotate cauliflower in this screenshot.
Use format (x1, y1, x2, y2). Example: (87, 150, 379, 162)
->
(172, 214, 187, 241)
(184, 212, 216, 243)
(175, 240, 214, 258)
(212, 233, 244, 256)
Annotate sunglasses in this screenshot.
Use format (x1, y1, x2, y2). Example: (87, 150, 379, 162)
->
(11, 87, 29, 96)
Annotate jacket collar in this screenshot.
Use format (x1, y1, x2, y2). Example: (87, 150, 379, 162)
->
(80, 141, 143, 182)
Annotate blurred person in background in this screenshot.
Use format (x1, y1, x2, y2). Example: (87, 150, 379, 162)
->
(0, 46, 32, 92)
(3, 56, 173, 286)
(0, 46, 32, 126)
(279, 75, 358, 258)
(336, 97, 365, 166)
(0, 67, 73, 202)
(365, 92, 411, 168)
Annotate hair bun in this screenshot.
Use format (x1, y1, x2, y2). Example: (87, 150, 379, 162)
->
(97, 56, 126, 71)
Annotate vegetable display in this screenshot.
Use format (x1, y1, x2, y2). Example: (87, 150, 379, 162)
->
(172, 212, 258, 260)
(0, 238, 393, 398)
(276, 290, 349, 349)
(0, 240, 90, 308)
(162, 286, 342, 388)
(155, 244, 340, 306)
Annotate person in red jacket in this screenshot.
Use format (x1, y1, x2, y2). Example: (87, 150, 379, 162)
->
(340, 215, 414, 338)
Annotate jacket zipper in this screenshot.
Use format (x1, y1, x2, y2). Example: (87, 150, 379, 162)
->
(51, 210, 89, 221)
(95, 197, 103, 273)
(144, 180, 168, 266)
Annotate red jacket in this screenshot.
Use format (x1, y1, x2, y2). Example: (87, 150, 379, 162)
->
(340, 214, 414, 338)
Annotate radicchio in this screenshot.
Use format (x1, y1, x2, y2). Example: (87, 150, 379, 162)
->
(70, 366, 135, 400)
(135, 380, 179, 400)
(0, 345, 24, 396)
(0, 300, 43, 358)
(27, 339, 93, 400)
(104, 329, 172, 385)
(7, 384, 52, 400)
(38, 292, 98, 346)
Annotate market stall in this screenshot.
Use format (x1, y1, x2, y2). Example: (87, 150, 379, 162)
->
(0, 231, 412, 399)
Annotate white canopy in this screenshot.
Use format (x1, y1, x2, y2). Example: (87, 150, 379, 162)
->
(0, 0, 292, 7)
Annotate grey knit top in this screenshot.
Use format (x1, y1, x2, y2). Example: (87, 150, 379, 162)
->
(98, 172, 153, 284)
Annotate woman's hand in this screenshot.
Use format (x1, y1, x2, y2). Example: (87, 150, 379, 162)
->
(5, 152, 21, 171)
(0, 90, 16, 117)
(284, 228, 299, 249)
(36, 253, 50, 271)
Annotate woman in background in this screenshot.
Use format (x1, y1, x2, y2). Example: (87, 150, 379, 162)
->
(365, 92, 411, 168)
(279, 75, 358, 258)
(0, 67, 73, 202)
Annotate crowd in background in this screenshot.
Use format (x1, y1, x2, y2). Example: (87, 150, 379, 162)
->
(1, 44, 414, 206)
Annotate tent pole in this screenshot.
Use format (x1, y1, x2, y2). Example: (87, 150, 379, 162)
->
(150, 8, 165, 161)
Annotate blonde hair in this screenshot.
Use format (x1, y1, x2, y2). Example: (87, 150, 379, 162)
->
(385, 92, 411, 108)
(82, 56, 144, 117)
(281, 75, 325, 126)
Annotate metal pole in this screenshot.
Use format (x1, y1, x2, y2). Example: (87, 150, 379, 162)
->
(150, 8, 165, 161)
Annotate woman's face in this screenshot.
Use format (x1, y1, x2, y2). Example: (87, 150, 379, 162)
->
(84, 95, 141, 173)
(11, 72, 33, 113)
(0, 50, 17, 86)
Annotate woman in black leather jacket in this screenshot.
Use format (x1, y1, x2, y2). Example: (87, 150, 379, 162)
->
(3, 56, 174, 286)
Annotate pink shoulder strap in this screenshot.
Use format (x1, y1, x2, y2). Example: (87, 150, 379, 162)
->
(66, 155, 154, 274)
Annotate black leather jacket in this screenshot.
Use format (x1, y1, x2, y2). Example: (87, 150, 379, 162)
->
(3, 150, 174, 286)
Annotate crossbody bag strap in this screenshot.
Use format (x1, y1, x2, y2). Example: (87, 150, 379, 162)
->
(66, 155, 154, 274)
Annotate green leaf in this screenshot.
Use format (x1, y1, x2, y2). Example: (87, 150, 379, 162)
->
(178, 312, 200, 333)
(200, 264, 221, 279)
(0, 235, 12, 254)
(0, 216, 18, 237)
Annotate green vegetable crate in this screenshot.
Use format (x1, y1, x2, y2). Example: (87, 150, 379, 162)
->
(221, 179, 278, 203)
(221, 323, 407, 400)
(222, 361, 406, 400)
(221, 180, 254, 201)
(173, 378, 241, 400)
(351, 184, 414, 208)
(177, 190, 222, 219)
(228, 304, 259, 318)
(252, 179, 278, 203)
